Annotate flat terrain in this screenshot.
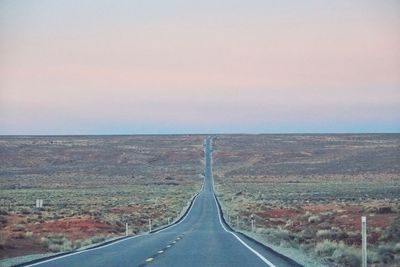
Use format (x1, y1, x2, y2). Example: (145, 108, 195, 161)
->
(0, 135, 204, 259)
(213, 134, 400, 267)
(16, 137, 299, 267)
(1, 134, 399, 266)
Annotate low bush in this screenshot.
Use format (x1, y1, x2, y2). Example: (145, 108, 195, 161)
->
(299, 227, 316, 240)
(24, 231, 34, 238)
(13, 224, 26, 232)
(0, 209, 9, 215)
(20, 208, 32, 215)
(382, 216, 400, 242)
(315, 240, 337, 258)
(331, 245, 361, 266)
(316, 229, 333, 239)
(315, 240, 361, 267)
(376, 244, 396, 264)
(308, 215, 321, 223)
(90, 236, 105, 244)
(41, 234, 73, 252)
(0, 215, 7, 224)
(258, 228, 293, 246)
(48, 242, 72, 253)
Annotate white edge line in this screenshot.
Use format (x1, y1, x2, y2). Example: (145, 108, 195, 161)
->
(210, 145, 276, 266)
(153, 185, 201, 234)
(209, 136, 276, 267)
(26, 178, 205, 266)
(25, 233, 146, 267)
(212, 194, 276, 267)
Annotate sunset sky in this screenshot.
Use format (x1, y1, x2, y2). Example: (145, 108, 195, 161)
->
(1, 1, 399, 134)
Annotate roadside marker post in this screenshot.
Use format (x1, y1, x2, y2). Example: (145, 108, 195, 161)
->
(125, 223, 129, 236)
(149, 219, 152, 232)
(362, 216, 367, 267)
(36, 199, 43, 208)
(168, 217, 170, 224)
(236, 216, 240, 229)
(251, 214, 255, 232)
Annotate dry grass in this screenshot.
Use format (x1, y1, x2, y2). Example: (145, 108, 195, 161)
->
(214, 134, 400, 267)
(0, 135, 203, 259)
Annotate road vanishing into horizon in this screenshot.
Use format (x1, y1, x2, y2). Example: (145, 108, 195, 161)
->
(24, 137, 301, 267)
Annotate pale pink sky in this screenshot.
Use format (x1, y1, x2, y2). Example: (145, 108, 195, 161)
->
(1, 1, 399, 134)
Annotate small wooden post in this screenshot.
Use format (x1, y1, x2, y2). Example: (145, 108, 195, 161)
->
(362, 216, 367, 267)
(251, 214, 255, 232)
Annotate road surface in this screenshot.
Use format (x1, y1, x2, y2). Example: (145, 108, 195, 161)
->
(23, 137, 301, 267)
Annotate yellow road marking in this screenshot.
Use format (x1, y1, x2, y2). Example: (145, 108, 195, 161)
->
(158, 250, 164, 254)
(145, 257, 154, 262)
(166, 245, 171, 248)
(172, 241, 176, 244)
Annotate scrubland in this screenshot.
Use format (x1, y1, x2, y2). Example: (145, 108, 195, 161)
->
(0, 135, 203, 259)
(214, 134, 400, 267)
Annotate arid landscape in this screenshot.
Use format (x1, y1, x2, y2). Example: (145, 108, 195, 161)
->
(1, 134, 399, 267)
(214, 134, 400, 267)
(0, 135, 204, 260)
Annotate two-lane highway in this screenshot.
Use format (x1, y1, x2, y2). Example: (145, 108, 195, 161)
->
(24, 137, 301, 267)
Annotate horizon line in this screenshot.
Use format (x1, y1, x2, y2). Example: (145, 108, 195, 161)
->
(1, 131, 399, 137)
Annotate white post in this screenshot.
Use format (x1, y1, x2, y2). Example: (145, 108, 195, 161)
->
(125, 223, 129, 236)
(168, 217, 170, 224)
(250, 214, 255, 232)
(149, 219, 152, 232)
(362, 216, 367, 267)
(236, 216, 239, 229)
(36, 199, 43, 208)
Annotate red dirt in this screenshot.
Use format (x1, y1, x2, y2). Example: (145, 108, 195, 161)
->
(0, 238, 47, 259)
(255, 204, 396, 244)
(334, 212, 395, 231)
(303, 204, 341, 212)
(28, 218, 117, 240)
(257, 208, 301, 219)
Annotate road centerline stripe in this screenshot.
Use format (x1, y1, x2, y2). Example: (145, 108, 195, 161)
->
(145, 257, 154, 262)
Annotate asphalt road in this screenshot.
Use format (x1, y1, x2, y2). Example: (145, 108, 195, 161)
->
(24, 137, 301, 267)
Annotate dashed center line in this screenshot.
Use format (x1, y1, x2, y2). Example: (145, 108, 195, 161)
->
(138, 234, 185, 266)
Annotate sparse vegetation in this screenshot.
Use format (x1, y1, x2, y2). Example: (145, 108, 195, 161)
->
(214, 134, 400, 267)
(0, 135, 204, 259)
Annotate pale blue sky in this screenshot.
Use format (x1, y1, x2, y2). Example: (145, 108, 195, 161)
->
(1, 1, 399, 134)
